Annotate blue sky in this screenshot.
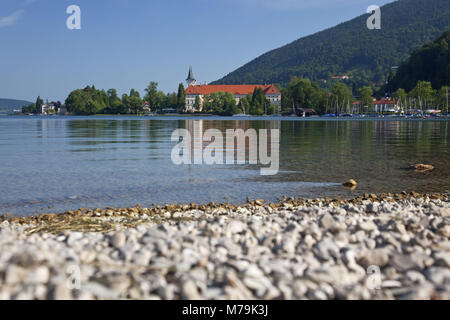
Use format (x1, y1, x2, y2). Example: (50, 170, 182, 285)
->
(0, 0, 394, 102)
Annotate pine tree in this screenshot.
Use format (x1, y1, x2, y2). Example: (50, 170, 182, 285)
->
(35, 96, 44, 114)
(177, 83, 186, 111)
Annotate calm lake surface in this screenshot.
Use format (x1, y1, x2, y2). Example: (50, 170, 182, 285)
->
(0, 116, 449, 216)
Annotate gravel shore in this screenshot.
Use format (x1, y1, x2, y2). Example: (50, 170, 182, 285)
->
(0, 193, 449, 300)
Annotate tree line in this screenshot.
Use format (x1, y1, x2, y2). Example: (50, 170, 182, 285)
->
(21, 79, 448, 117)
(62, 82, 186, 115)
(191, 79, 355, 116)
(200, 88, 279, 116)
(392, 81, 449, 112)
(282, 77, 449, 114)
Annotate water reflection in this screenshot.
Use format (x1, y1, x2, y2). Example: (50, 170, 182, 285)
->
(0, 116, 448, 216)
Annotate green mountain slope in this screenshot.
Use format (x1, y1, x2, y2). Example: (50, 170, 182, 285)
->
(388, 30, 450, 92)
(0, 99, 32, 113)
(213, 0, 450, 87)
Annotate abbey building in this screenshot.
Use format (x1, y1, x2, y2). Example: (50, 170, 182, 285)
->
(184, 67, 281, 112)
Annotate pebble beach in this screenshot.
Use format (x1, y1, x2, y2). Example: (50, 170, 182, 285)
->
(0, 192, 449, 300)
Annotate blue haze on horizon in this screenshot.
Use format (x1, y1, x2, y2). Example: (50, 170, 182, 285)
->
(0, 0, 393, 102)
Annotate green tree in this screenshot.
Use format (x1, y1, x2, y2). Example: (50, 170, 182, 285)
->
(202, 92, 238, 115)
(222, 92, 239, 115)
(280, 87, 293, 114)
(166, 93, 178, 108)
(193, 96, 201, 110)
(238, 96, 251, 114)
(393, 88, 407, 110)
(290, 78, 320, 108)
(409, 81, 436, 109)
(331, 82, 353, 113)
(280, 77, 328, 114)
(144, 82, 169, 112)
(359, 86, 374, 113)
(249, 88, 267, 115)
(267, 104, 278, 115)
(436, 86, 450, 111)
(121, 93, 130, 113)
(144, 82, 159, 110)
(65, 90, 84, 114)
(177, 83, 186, 111)
(35, 96, 44, 114)
(22, 103, 36, 114)
(107, 89, 124, 114)
(130, 88, 141, 98)
(125, 89, 143, 114)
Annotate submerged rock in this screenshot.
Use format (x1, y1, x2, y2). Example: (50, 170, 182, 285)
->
(343, 179, 358, 188)
(409, 164, 435, 172)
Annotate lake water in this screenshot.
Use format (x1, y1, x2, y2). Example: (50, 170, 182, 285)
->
(0, 116, 449, 216)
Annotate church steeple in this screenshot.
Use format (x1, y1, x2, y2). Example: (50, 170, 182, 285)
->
(186, 66, 196, 87)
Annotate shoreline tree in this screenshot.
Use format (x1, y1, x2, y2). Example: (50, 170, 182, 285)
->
(359, 86, 374, 114)
(35, 96, 44, 114)
(177, 83, 186, 112)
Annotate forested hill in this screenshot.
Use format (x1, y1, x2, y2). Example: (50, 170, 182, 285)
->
(213, 0, 450, 88)
(388, 30, 450, 92)
(0, 99, 32, 113)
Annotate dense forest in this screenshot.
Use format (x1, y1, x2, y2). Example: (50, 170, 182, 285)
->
(387, 30, 450, 92)
(213, 0, 450, 89)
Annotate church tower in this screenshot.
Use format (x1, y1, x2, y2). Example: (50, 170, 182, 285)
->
(186, 66, 197, 87)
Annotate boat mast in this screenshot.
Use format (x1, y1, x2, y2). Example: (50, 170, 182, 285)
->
(336, 97, 338, 115)
(447, 87, 449, 115)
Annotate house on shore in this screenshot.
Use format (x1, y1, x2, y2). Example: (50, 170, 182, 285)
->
(373, 98, 398, 112)
(296, 108, 317, 117)
(40, 102, 55, 115)
(352, 98, 399, 113)
(184, 67, 281, 112)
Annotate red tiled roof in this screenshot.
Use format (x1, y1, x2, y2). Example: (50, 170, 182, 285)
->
(331, 75, 349, 79)
(185, 84, 280, 96)
(373, 99, 396, 105)
(354, 99, 397, 105)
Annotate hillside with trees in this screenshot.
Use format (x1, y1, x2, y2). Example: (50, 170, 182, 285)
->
(213, 0, 450, 88)
(0, 99, 32, 113)
(387, 30, 450, 92)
